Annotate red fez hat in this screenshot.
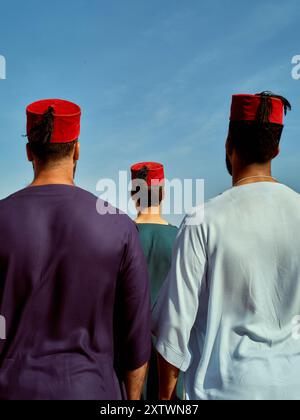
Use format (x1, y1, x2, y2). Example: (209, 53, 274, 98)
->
(131, 162, 165, 187)
(230, 92, 291, 125)
(26, 99, 81, 143)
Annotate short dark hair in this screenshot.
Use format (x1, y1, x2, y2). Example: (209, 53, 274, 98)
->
(131, 166, 164, 209)
(27, 105, 77, 163)
(227, 121, 283, 165)
(28, 141, 77, 163)
(131, 186, 164, 209)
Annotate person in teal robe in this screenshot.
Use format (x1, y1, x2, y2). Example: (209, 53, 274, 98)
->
(131, 162, 183, 400)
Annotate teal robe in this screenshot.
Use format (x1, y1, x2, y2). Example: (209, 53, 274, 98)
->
(137, 223, 183, 400)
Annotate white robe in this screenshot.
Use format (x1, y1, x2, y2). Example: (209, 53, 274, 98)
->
(153, 183, 300, 400)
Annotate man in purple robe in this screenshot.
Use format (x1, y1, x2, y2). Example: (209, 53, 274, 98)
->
(0, 99, 151, 400)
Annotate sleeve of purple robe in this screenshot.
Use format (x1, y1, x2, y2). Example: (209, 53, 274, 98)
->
(116, 221, 152, 372)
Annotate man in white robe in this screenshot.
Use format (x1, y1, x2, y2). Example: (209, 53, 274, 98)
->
(153, 92, 300, 400)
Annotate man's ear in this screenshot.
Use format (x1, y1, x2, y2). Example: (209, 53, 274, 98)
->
(26, 143, 34, 162)
(226, 137, 232, 157)
(273, 145, 280, 159)
(74, 142, 80, 161)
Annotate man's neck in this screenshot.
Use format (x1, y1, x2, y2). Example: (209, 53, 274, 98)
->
(232, 163, 275, 187)
(30, 163, 75, 187)
(135, 207, 169, 225)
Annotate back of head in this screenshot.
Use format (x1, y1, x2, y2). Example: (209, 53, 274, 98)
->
(131, 162, 165, 211)
(228, 121, 283, 165)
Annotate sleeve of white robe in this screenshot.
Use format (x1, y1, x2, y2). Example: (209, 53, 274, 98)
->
(152, 214, 208, 372)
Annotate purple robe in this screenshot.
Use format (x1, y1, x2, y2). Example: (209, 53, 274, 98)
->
(0, 185, 151, 400)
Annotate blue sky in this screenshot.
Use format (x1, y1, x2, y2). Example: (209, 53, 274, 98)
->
(0, 0, 299, 225)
